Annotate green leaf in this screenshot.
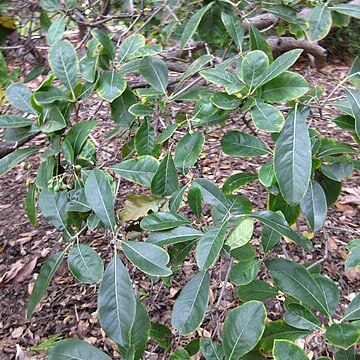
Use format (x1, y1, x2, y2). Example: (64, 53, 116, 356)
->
(39, 0, 61, 12)
(223, 301, 266, 359)
(111, 156, 159, 187)
(92, 29, 115, 60)
(221, 131, 269, 157)
(98, 256, 136, 347)
(237, 280, 278, 302)
(139, 57, 168, 93)
(27, 250, 65, 317)
(221, 12, 244, 51)
(46, 16, 65, 46)
(129, 103, 153, 117)
(193, 178, 229, 212)
(5, 83, 36, 114)
(135, 118, 160, 156)
(268, 193, 300, 226)
(317, 138, 355, 157)
(334, 348, 356, 360)
(48, 339, 111, 359)
(330, 5, 360, 19)
(65, 121, 98, 157)
(84, 169, 115, 231)
(230, 258, 261, 286)
(300, 180, 327, 231)
(0, 115, 33, 128)
(250, 210, 312, 250)
(222, 173, 257, 194)
(39, 189, 69, 232)
(156, 124, 178, 144)
(170, 349, 190, 360)
(150, 323, 172, 350)
(140, 212, 189, 231)
(150, 151, 179, 197)
(111, 87, 137, 127)
(242, 50, 269, 90)
(49, 40, 79, 97)
(169, 186, 187, 213)
(196, 221, 228, 270)
(174, 132, 205, 173)
(118, 34, 145, 63)
(180, 3, 213, 50)
(80, 55, 97, 83)
(321, 162, 353, 182)
(210, 92, 241, 110)
(255, 49, 303, 89)
(178, 54, 214, 87)
(200, 68, 243, 95)
(251, 100, 284, 133)
(119, 300, 150, 360)
(249, 25, 273, 62)
(122, 241, 171, 277)
(345, 239, 360, 270)
(258, 321, 310, 353)
(266, 258, 330, 316)
(306, 5, 332, 42)
(172, 271, 210, 335)
(68, 244, 104, 284)
(96, 70, 127, 102)
(326, 324, 360, 350)
(41, 106, 67, 133)
(33, 87, 68, 106)
(262, 72, 309, 103)
(343, 293, 360, 321)
(201, 338, 224, 360)
(283, 303, 321, 330)
(316, 172, 342, 207)
(345, 89, 360, 139)
(274, 106, 311, 206)
(315, 275, 340, 316)
(225, 217, 253, 250)
(273, 339, 307, 360)
(147, 226, 203, 246)
(25, 183, 37, 226)
(188, 186, 202, 219)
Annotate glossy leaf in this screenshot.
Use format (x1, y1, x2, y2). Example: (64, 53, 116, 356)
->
(315, 275, 340, 316)
(25, 182, 37, 226)
(49, 40, 78, 97)
(221, 12, 244, 51)
(343, 293, 360, 321)
(118, 34, 145, 63)
(96, 70, 127, 102)
(300, 180, 327, 231)
(98, 256, 136, 347)
(230, 258, 261, 286)
(273, 339, 307, 360)
(225, 217, 254, 250)
(68, 244, 104, 283)
(48, 339, 111, 360)
(139, 57, 168, 93)
(262, 72, 309, 103)
(111, 156, 159, 187)
(46, 16, 65, 46)
(169, 186, 187, 213)
(326, 324, 360, 350)
(242, 50, 269, 90)
(345, 239, 360, 270)
(65, 121, 98, 157)
(250, 211, 312, 250)
(200, 68, 243, 94)
(140, 212, 188, 231)
(266, 258, 330, 316)
(222, 173, 257, 194)
(111, 87, 137, 126)
(147, 226, 203, 246)
(27, 250, 65, 317)
(178, 54, 214, 86)
(283, 303, 321, 330)
(193, 178, 229, 211)
(196, 221, 228, 270)
(180, 3, 213, 50)
(210, 92, 241, 110)
(306, 6, 332, 42)
(84, 169, 115, 230)
(188, 186, 202, 219)
(5, 83, 36, 114)
(251, 100, 284, 133)
(151, 151, 179, 197)
(122, 241, 171, 277)
(331, 4, 360, 19)
(0, 114, 33, 128)
(237, 280, 278, 302)
(134, 118, 159, 156)
(172, 271, 210, 335)
(174, 132, 204, 173)
(223, 301, 266, 359)
(274, 106, 311, 206)
(221, 131, 269, 157)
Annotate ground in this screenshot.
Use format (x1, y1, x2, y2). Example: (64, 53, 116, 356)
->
(0, 51, 359, 360)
